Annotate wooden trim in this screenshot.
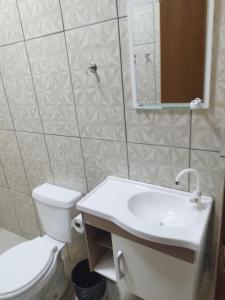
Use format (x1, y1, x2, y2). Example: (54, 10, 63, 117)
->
(215, 178, 225, 299)
(160, 0, 207, 103)
(82, 213, 196, 264)
(216, 246, 225, 300)
(84, 222, 107, 272)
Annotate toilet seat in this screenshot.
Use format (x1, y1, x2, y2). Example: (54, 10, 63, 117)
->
(0, 237, 60, 299)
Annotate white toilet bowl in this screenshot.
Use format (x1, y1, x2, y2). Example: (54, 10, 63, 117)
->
(0, 184, 83, 300)
(0, 235, 68, 300)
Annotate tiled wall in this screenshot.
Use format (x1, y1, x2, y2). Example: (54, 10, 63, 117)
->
(0, 0, 224, 295)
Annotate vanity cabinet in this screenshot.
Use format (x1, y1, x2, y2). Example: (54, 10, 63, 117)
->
(82, 213, 205, 300)
(112, 234, 196, 300)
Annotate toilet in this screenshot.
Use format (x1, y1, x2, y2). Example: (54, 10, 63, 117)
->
(0, 183, 82, 300)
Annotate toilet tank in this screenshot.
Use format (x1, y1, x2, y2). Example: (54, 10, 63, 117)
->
(32, 183, 82, 243)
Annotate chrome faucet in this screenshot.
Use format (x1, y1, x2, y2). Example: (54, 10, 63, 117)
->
(175, 168, 201, 204)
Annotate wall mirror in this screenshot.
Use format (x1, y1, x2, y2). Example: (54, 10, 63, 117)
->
(127, 0, 215, 110)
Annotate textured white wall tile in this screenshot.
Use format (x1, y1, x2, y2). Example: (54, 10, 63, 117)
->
(27, 33, 79, 136)
(117, 0, 127, 17)
(82, 139, 128, 191)
(66, 235, 87, 264)
(46, 135, 87, 193)
(0, 187, 20, 234)
(190, 150, 224, 269)
(119, 18, 133, 107)
(191, 110, 222, 151)
(0, 0, 23, 46)
(190, 150, 223, 198)
(66, 20, 126, 141)
(0, 78, 13, 130)
(76, 106, 125, 142)
(17, 0, 63, 39)
(191, 51, 225, 151)
(0, 43, 42, 132)
(10, 191, 40, 239)
(126, 109, 191, 148)
(221, 127, 225, 156)
(16, 132, 53, 190)
(61, 0, 117, 29)
(128, 143, 189, 191)
(191, 0, 225, 152)
(0, 130, 30, 194)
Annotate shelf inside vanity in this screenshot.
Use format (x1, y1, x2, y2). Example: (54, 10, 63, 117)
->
(84, 224, 116, 282)
(94, 250, 116, 282)
(95, 231, 112, 250)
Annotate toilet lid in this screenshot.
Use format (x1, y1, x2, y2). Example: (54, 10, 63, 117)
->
(0, 237, 58, 297)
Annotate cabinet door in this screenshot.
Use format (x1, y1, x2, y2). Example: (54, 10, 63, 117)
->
(112, 234, 195, 300)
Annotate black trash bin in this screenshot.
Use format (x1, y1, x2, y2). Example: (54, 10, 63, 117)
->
(71, 259, 106, 300)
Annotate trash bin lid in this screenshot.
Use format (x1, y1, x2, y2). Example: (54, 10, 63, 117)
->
(0, 237, 57, 298)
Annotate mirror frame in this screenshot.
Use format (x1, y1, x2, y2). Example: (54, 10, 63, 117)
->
(127, 0, 215, 110)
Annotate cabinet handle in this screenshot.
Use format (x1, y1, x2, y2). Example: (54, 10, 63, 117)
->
(116, 251, 124, 279)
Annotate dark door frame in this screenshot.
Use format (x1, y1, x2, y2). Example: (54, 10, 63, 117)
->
(215, 181, 225, 299)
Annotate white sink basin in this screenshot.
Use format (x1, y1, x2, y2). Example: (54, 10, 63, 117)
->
(77, 177, 213, 250)
(128, 192, 198, 228)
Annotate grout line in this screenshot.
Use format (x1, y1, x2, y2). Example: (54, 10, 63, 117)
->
(189, 110, 193, 151)
(0, 127, 221, 154)
(15, 0, 42, 138)
(116, 1, 130, 180)
(58, 0, 89, 192)
(79, 138, 90, 192)
(116, 0, 119, 17)
(15, 0, 54, 234)
(188, 111, 193, 192)
(0, 160, 9, 188)
(0, 74, 16, 132)
(152, 3, 157, 104)
(25, 29, 64, 42)
(0, 39, 25, 49)
(65, 17, 119, 32)
(15, 132, 43, 234)
(0, 75, 14, 190)
(0, 18, 125, 50)
(62, 31, 82, 139)
(16, 1, 55, 188)
(117, 17, 131, 179)
(8, 190, 23, 236)
(118, 15, 128, 19)
(126, 140, 220, 153)
(58, 0, 65, 31)
(0, 75, 24, 234)
(0, 127, 80, 139)
(22, 30, 64, 43)
(0, 74, 33, 204)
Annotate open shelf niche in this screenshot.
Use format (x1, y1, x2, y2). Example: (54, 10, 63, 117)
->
(84, 224, 116, 282)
